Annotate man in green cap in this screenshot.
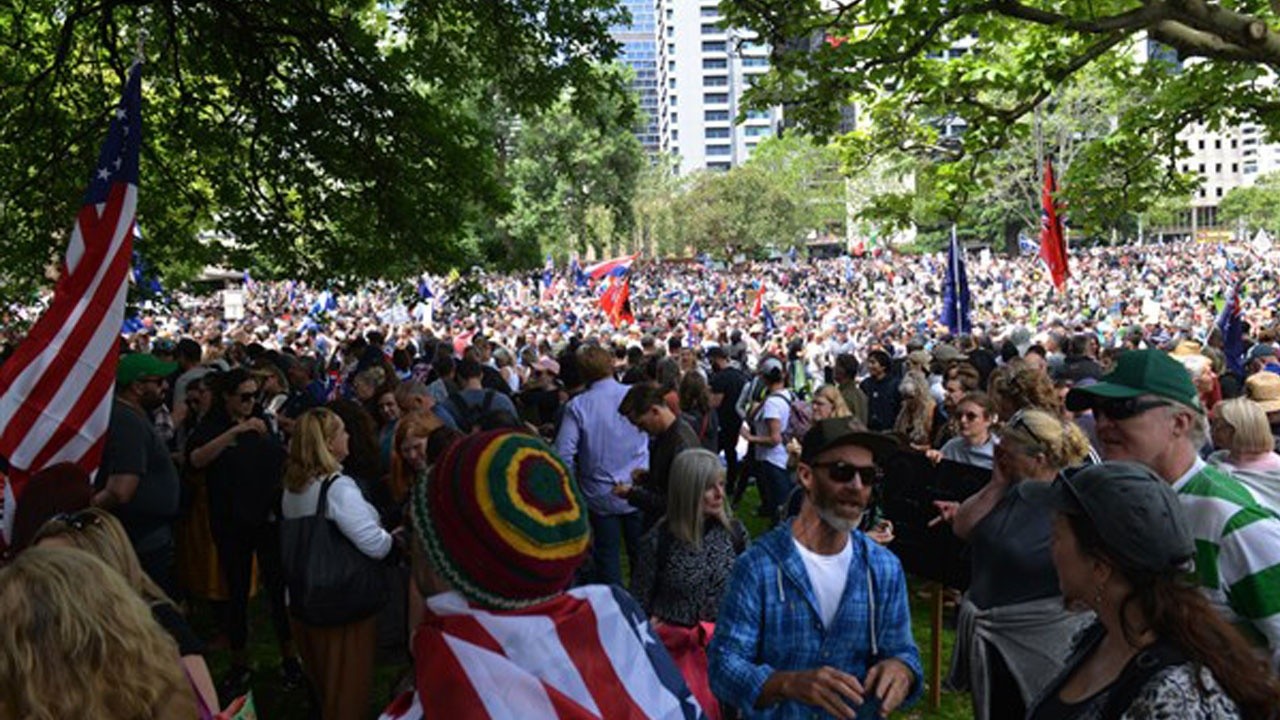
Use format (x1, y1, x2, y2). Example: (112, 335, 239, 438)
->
(1066, 348, 1280, 669)
(92, 352, 182, 596)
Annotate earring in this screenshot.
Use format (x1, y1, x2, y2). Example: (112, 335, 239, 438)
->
(1093, 586, 1105, 607)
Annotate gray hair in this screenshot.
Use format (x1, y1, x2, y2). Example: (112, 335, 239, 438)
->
(665, 448, 730, 548)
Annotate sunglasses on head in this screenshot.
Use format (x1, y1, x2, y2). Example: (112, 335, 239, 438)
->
(52, 510, 101, 532)
(811, 461, 883, 486)
(1093, 396, 1170, 421)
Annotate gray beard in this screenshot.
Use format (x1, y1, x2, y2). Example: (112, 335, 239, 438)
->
(816, 504, 861, 535)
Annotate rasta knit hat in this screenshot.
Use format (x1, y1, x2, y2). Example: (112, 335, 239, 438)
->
(410, 429, 590, 609)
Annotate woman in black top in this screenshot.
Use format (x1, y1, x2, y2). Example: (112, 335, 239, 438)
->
(187, 367, 297, 695)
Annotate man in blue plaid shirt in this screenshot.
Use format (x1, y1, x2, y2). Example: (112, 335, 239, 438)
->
(709, 419, 923, 718)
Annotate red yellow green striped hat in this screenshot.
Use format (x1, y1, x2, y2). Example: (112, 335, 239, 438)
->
(411, 429, 590, 609)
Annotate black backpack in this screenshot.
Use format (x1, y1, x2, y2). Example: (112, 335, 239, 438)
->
(450, 389, 500, 433)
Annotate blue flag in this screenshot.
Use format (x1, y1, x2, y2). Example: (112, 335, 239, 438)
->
(571, 256, 587, 287)
(417, 277, 434, 300)
(941, 226, 971, 335)
(1018, 234, 1040, 256)
(688, 300, 705, 325)
(543, 254, 554, 290)
(1217, 283, 1245, 376)
(762, 304, 777, 334)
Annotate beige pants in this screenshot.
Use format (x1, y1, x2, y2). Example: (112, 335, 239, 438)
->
(292, 615, 377, 720)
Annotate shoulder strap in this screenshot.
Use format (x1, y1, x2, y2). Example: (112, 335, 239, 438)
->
(1100, 638, 1187, 719)
(315, 473, 340, 518)
(481, 389, 496, 414)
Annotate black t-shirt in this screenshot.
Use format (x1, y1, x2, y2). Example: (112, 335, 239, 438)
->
(186, 414, 285, 529)
(99, 401, 181, 550)
(151, 601, 205, 657)
(709, 366, 749, 430)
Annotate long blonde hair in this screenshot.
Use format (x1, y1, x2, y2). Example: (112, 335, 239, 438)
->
(0, 547, 195, 720)
(284, 407, 343, 492)
(31, 509, 170, 606)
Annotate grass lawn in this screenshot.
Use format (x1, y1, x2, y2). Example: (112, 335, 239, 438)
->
(197, 484, 974, 718)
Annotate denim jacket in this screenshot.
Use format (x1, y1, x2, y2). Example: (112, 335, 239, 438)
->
(708, 522, 923, 718)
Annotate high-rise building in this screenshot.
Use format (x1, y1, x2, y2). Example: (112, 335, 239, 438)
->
(656, 0, 782, 174)
(611, 0, 661, 153)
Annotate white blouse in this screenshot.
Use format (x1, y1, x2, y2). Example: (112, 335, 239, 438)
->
(281, 473, 392, 559)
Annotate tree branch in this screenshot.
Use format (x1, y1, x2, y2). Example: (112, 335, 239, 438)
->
(991, 0, 1171, 33)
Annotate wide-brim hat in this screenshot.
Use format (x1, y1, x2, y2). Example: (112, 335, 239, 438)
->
(800, 418, 900, 464)
(1246, 371, 1280, 413)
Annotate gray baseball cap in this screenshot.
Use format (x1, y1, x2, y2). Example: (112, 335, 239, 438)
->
(1019, 462, 1194, 574)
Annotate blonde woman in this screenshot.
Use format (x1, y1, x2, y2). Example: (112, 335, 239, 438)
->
(0, 546, 197, 720)
(32, 509, 218, 715)
(1209, 397, 1280, 513)
(895, 369, 938, 449)
(933, 408, 1094, 720)
(630, 448, 748, 720)
(281, 407, 393, 720)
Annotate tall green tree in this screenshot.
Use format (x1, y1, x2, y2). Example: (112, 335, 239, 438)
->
(675, 166, 800, 257)
(495, 63, 645, 267)
(0, 0, 624, 300)
(1219, 171, 1280, 235)
(743, 134, 845, 236)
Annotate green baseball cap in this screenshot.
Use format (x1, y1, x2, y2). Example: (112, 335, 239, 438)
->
(116, 353, 177, 387)
(1064, 349, 1201, 414)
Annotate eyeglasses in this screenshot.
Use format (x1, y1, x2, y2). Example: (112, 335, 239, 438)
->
(51, 510, 101, 531)
(1093, 397, 1170, 421)
(811, 461, 883, 486)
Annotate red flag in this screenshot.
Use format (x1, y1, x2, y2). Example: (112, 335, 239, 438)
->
(0, 63, 142, 544)
(1040, 159, 1069, 291)
(599, 276, 634, 326)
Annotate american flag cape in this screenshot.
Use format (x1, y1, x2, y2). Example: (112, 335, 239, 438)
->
(386, 585, 707, 720)
(0, 63, 142, 544)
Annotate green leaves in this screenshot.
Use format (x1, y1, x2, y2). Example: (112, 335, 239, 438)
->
(0, 0, 624, 301)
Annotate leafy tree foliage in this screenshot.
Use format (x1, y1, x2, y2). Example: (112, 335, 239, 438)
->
(1219, 171, 1280, 234)
(0, 0, 624, 299)
(725, 0, 1277, 237)
(673, 166, 800, 257)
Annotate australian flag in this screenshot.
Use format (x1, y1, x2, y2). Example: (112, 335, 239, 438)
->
(416, 277, 434, 300)
(762, 304, 777, 334)
(542, 254, 554, 291)
(688, 300, 705, 325)
(570, 256, 587, 288)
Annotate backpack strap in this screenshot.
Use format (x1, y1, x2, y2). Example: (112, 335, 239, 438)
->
(1100, 638, 1187, 719)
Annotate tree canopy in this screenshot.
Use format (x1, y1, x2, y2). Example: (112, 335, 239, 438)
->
(725, 0, 1279, 236)
(0, 0, 624, 297)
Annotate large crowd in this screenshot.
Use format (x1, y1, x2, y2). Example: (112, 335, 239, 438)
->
(5, 239, 1280, 719)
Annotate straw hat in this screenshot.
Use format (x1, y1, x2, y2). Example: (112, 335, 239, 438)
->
(1246, 372, 1280, 414)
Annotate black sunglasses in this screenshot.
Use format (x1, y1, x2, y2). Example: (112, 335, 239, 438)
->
(236, 391, 257, 402)
(52, 510, 102, 531)
(811, 461, 883, 486)
(1093, 397, 1170, 421)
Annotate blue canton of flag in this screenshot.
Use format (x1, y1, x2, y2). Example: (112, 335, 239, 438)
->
(1018, 234, 1040, 256)
(542, 254, 554, 290)
(762, 304, 777, 334)
(688, 300, 705, 325)
(570, 256, 587, 287)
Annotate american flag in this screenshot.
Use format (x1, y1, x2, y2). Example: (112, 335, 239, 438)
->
(0, 63, 142, 544)
(385, 585, 706, 719)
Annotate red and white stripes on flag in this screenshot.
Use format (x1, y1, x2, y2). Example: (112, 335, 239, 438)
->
(0, 63, 142, 544)
(396, 585, 706, 720)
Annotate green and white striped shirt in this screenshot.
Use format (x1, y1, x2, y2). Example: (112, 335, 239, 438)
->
(1173, 457, 1280, 665)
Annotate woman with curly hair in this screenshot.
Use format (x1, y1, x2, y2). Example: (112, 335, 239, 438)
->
(0, 546, 197, 720)
(988, 364, 1062, 421)
(895, 369, 939, 450)
(32, 509, 218, 714)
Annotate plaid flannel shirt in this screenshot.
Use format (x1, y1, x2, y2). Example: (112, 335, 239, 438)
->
(708, 523, 923, 719)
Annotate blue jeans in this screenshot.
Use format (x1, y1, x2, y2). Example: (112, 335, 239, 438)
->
(589, 511, 643, 586)
(756, 461, 794, 524)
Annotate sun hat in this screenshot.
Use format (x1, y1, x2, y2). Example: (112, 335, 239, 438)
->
(410, 429, 589, 609)
(1246, 371, 1280, 414)
(800, 417, 899, 464)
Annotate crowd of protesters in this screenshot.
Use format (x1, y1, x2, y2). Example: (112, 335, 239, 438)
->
(5, 238, 1280, 718)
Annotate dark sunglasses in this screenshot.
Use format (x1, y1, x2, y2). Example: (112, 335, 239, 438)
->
(1093, 397, 1170, 421)
(51, 510, 102, 531)
(811, 461, 883, 486)
(237, 391, 257, 402)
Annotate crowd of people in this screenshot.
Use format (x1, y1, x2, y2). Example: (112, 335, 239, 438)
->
(4, 238, 1280, 719)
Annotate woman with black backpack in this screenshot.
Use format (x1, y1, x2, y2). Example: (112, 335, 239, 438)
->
(280, 407, 393, 720)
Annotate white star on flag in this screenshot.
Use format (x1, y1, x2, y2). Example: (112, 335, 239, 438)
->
(96, 168, 110, 181)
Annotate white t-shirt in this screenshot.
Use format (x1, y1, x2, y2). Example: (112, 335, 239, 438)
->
(754, 392, 791, 469)
(793, 537, 853, 628)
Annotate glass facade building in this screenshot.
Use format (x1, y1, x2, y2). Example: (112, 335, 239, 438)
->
(611, 0, 661, 153)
